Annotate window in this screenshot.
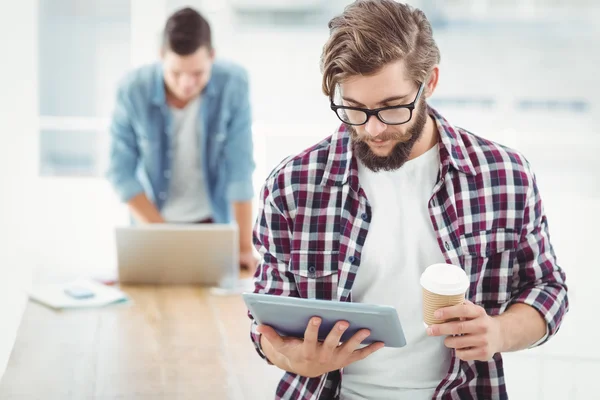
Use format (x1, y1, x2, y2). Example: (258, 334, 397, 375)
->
(38, 0, 131, 177)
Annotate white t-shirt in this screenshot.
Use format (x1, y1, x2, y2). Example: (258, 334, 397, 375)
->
(161, 96, 213, 223)
(340, 144, 451, 400)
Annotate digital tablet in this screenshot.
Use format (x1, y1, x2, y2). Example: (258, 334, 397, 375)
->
(243, 293, 407, 348)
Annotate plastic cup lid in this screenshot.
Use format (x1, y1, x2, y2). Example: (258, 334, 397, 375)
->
(420, 263, 470, 296)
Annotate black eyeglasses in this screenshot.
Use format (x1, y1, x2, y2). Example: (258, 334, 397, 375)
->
(330, 82, 425, 126)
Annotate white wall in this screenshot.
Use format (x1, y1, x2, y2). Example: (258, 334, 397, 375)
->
(0, 0, 38, 379)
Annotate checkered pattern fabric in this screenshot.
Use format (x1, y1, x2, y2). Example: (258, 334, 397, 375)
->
(249, 106, 568, 400)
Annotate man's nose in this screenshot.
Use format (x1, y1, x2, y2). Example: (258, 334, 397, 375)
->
(364, 115, 387, 138)
(180, 74, 196, 88)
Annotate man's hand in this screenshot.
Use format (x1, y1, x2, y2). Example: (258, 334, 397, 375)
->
(239, 250, 259, 274)
(257, 318, 384, 378)
(426, 300, 503, 362)
(127, 193, 165, 223)
(233, 200, 256, 272)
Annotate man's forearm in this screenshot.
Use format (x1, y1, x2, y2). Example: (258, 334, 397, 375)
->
(494, 303, 547, 352)
(233, 200, 254, 251)
(127, 193, 165, 223)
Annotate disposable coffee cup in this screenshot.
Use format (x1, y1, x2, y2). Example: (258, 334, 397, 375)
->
(420, 263, 470, 326)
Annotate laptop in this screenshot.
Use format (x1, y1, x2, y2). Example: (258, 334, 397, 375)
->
(115, 224, 239, 285)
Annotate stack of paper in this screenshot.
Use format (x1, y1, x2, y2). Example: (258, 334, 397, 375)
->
(28, 278, 130, 310)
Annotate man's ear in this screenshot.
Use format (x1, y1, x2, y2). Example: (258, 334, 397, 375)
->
(425, 65, 439, 98)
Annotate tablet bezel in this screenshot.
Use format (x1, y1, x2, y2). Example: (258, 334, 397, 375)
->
(243, 292, 407, 348)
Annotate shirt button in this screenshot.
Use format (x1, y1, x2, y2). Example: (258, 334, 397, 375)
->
(159, 192, 167, 200)
(444, 241, 450, 251)
(308, 266, 316, 277)
(361, 213, 368, 221)
(348, 256, 356, 263)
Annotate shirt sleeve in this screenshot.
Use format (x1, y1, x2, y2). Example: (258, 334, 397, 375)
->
(105, 84, 145, 202)
(224, 70, 255, 202)
(248, 177, 300, 363)
(510, 160, 569, 347)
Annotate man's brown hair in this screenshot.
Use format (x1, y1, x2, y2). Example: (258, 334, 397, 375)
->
(321, 0, 440, 100)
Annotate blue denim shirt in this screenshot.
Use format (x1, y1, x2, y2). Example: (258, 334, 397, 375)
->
(106, 60, 255, 223)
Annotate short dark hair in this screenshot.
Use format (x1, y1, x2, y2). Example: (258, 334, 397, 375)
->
(162, 7, 212, 56)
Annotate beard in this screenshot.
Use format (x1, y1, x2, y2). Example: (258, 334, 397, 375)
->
(349, 99, 428, 172)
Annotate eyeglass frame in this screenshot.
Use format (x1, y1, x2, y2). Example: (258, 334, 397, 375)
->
(330, 82, 426, 126)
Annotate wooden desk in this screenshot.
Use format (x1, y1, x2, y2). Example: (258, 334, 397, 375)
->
(0, 286, 283, 399)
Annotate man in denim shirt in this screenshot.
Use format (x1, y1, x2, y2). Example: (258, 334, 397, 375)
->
(107, 7, 258, 271)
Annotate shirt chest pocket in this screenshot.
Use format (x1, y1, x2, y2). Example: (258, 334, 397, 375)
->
(458, 228, 520, 306)
(288, 250, 339, 300)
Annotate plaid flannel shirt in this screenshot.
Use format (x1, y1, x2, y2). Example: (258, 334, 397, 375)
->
(249, 107, 568, 400)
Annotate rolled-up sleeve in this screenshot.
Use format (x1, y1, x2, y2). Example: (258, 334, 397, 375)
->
(225, 71, 255, 202)
(511, 163, 569, 346)
(105, 85, 144, 202)
(248, 178, 299, 362)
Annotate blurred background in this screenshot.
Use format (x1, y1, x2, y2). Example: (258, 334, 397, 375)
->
(0, 0, 598, 398)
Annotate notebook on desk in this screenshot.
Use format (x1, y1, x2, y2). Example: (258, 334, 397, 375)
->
(28, 278, 130, 310)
